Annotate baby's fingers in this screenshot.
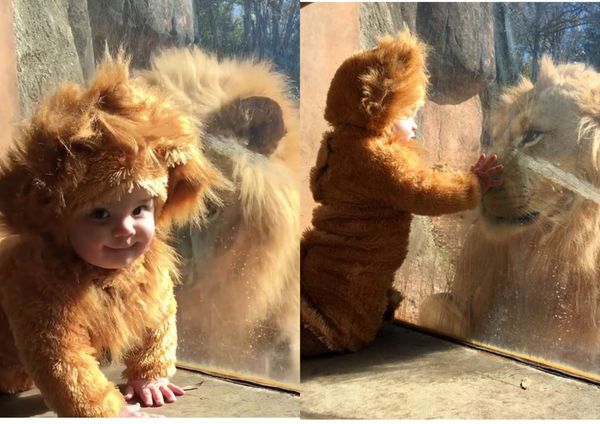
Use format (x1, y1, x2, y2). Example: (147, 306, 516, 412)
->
(484, 164, 504, 176)
(140, 387, 153, 407)
(481, 154, 498, 170)
(167, 383, 185, 396)
(160, 385, 177, 403)
(124, 385, 135, 401)
(150, 386, 164, 407)
(471, 154, 486, 172)
(475, 153, 487, 167)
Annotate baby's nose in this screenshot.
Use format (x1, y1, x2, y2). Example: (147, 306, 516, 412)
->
(113, 216, 135, 238)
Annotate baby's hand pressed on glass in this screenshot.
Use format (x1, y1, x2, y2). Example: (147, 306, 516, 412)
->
(124, 377, 184, 407)
(470, 153, 504, 194)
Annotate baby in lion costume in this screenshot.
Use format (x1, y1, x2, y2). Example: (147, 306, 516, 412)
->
(0, 53, 222, 416)
(301, 31, 503, 355)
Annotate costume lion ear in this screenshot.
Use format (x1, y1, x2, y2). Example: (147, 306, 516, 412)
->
(157, 144, 225, 229)
(0, 147, 74, 235)
(325, 29, 429, 132)
(0, 161, 45, 234)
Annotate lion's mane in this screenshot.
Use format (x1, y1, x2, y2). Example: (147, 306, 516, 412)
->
(420, 57, 600, 366)
(137, 48, 300, 382)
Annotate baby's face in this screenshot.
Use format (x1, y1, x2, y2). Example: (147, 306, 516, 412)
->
(67, 187, 155, 269)
(392, 117, 417, 141)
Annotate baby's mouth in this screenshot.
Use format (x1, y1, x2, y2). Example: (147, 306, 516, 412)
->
(105, 243, 137, 251)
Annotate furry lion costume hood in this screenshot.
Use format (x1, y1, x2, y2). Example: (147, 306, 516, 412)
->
(324, 30, 428, 132)
(0, 52, 222, 244)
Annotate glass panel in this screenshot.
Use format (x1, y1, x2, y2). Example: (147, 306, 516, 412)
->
(6, 0, 299, 404)
(393, 2, 600, 382)
(172, 0, 300, 388)
(299, 0, 600, 385)
(86, 0, 300, 388)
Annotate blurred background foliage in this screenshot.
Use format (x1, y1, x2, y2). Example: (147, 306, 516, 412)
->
(194, 0, 299, 97)
(506, 2, 600, 81)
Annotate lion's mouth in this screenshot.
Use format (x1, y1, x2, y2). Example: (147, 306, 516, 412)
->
(491, 211, 540, 225)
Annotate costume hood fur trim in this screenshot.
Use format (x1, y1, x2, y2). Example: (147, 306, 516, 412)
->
(324, 29, 429, 132)
(0, 52, 223, 242)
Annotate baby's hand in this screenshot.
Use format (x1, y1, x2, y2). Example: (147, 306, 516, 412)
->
(124, 377, 184, 407)
(470, 153, 504, 194)
(118, 403, 164, 418)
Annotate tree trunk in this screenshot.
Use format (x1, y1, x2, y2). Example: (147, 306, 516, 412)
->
(206, 0, 218, 51)
(243, 0, 252, 53)
(271, 0, 281, 56)
(531, 3, 543, 80)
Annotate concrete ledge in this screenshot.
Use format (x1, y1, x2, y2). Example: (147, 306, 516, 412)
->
(1, 366, 298, 418)
(301, 323, 600, 419)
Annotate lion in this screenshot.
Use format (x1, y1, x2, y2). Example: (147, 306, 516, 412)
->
(419, 56, 600, 368)
(136, 48, 300, 383)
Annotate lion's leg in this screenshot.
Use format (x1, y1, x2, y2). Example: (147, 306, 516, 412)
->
(0, 307, 33, 394)
(418, 292, 470, 338)
(276, 298, 300, 380)
(469, 283, 495, 336)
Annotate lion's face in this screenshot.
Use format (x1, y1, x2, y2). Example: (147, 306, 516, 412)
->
(481, 58, 600, 238)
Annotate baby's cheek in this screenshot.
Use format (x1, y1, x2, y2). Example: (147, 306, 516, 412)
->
(81, 238, 105, 259)
(137, 218, 156, 248)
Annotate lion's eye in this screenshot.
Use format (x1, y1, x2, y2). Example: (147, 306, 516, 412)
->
(521, 129, 543, 147)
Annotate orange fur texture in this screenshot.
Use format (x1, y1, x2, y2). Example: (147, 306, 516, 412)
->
(138, 48, 300, 382)
(301, 31, 481, 355)
(0, 53, 222, 416)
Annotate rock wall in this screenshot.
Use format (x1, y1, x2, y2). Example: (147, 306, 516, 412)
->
(417, 3, 496, 105)
(10, 0, 195, 116)
(0, 0, 18, 158)
(67, 0, 95, 82)
(12, 0, 84, 117)
(87, 0, 194, 69)
(360, 2, 417, 48)
(300, 3, 360, 232)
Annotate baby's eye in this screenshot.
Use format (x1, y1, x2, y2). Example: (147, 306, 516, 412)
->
(132, 204, 150, 216)
(90, 208, 110, 220)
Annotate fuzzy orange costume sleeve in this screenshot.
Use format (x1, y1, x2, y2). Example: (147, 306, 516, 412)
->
(121, 292, 178, 381)
(3, 294, 125, 417)
(313, 131, 481, 216)
(376, 141, 481, 216)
